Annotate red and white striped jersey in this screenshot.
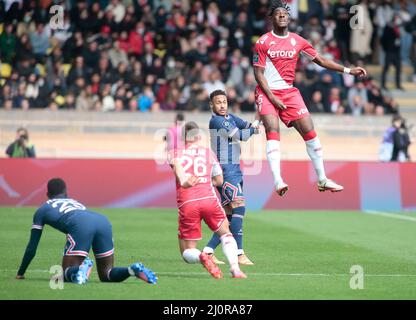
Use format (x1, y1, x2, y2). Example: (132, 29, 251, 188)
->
(253, 31, 318, 90)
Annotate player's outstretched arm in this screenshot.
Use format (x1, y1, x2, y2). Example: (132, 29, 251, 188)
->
(230, 116, 260, 141)
(230, 127, 258, 142)
(312, 55, 367, 78)
(16, 229, 43, 279)
(250, 120, 262, 131)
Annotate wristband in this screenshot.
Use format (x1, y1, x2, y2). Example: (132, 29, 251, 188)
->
(343, 67, 351, 74)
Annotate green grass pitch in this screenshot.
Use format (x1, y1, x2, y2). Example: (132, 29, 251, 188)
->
(1, 207, 416, 300)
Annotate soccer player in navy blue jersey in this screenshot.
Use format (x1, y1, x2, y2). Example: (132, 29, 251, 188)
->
(202, 90, 260, 265)
(16, 178, 157, 284)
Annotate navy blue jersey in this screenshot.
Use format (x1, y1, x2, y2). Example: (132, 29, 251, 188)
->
(32, 198, 99, 234)
(17, 198, 114, 276)
(209, 113, 254, 179)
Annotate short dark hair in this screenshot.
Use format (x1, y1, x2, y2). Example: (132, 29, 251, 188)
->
(392, 114, 403, 124)
(183, 121, 199, 142)
(17, 127, 29, 139)
(268, 0, 291, 17)
(47, 178, 67, 199)
(209, 90, 227, 102)
(176, 113, 185, 122)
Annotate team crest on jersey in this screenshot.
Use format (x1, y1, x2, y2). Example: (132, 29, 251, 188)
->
(223, 121, 230, 127)
(291, 38, 297, 46)
(269, 41, 276, 46)
(253, 52, 259, 63)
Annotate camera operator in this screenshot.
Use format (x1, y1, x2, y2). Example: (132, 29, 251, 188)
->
(5, 128, 36, 158)
(393, 119, 412, 162)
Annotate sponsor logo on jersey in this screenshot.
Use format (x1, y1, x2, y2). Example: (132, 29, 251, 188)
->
(253, 52, 259, 63)
(296, 108, 308, 115)
(267, 48, 296, 58)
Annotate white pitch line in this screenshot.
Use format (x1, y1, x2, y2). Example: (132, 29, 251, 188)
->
(4, 270, 416, 278)
(156, 272, 416, 278)
(364, 210, 416, 222)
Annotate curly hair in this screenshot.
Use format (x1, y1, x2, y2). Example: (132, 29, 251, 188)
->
(268, 0, 291, 17)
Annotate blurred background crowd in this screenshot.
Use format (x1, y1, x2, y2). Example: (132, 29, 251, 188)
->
(1, 0, 415, 115)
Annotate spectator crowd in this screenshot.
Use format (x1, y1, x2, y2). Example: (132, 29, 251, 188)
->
(1, 0, 415, 115)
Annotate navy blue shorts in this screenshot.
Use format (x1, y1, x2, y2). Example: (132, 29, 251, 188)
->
(218, 176, 244, 206)
(64, 213, 114, 259)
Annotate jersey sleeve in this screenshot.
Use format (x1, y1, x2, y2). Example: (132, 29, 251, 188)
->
(32, 208, 45, 230)
(232, 114, 251, 130)
(253, 40, 267, 68)
(212, 162, 222, 177)
(209, 150, 222, 177)
(300, 37, 318, 60)
(17, 228, 43, 276)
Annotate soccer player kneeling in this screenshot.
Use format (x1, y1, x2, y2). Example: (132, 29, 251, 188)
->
(16, 178, 157, 285)
(169, 121, 246, 279)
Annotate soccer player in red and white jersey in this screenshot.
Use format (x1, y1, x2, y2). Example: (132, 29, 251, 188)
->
(169, 121, 246, 279)
(253, 0, 368, 196)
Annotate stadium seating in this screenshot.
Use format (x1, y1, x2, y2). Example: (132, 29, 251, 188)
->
(62, 64, 72, 77)
(0, 63, 12, 78)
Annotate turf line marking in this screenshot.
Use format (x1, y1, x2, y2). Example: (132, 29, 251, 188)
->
(156, 272, 416, 278)
(5, 270, 416, 277)
(364, 210, 416, 222)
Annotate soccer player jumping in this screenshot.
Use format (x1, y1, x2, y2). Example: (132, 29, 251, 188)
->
(253, 0, 367, 196)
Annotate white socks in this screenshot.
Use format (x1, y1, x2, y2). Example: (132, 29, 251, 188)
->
(267, 137, 327, 184)
(204, 247, 244, 256)
(202, 246, 214, 254)
(220, 233, 240, 271)
(305, 137, 327, 182)
(266, 140, 284, 185)
(182, 248, 202, 264)
(128, 267, 135, 276)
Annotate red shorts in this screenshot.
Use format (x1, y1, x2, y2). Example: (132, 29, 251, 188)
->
(255, 86, 310, 127)
(178, 197, 226, 240)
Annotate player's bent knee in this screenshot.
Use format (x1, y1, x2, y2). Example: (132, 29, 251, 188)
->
(96, 266, 112, 282)
(230, 200, 245, 209)
(98, 272, 111, 282)
(216, 221, 232, 238)
(302, 130, 317, 141)
(266, 131, 280, 141)
(182, 248, 201, 264)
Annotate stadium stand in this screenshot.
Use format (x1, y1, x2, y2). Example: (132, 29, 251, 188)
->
(1, 0, 415, 161)
(0, 0, 415, 115)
